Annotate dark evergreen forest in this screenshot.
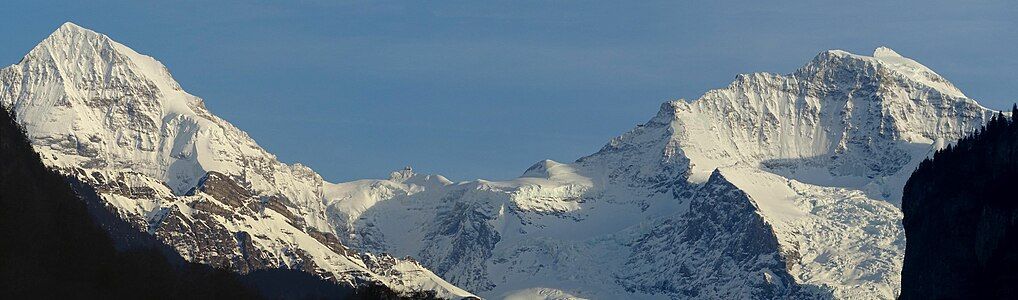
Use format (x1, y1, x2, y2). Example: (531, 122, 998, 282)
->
(900, 105, 1018, 299)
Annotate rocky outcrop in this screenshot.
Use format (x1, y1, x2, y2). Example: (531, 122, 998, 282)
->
(620, 170, 814, 299)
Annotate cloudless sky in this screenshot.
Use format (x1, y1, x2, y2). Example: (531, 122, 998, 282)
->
(2, 1, 1016, 181)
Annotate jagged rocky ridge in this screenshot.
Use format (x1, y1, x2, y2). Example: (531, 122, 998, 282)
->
(0, 23, 471, 299)
(900, 110, 1018, 299)
(0, 23, 1001, 299)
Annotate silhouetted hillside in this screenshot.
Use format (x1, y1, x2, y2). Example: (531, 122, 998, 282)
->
(900, 106, 1018, 299)
(0, 107, 429, 299)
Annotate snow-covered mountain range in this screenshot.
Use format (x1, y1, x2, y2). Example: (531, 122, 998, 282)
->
(1, 23, 997, 299)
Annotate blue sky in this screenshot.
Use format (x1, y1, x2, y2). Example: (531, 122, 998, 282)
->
(2, 1, 1016, 181)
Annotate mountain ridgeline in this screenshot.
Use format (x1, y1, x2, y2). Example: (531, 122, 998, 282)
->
(1, 22, 1008, 299)
(900, 106, 1018, 299)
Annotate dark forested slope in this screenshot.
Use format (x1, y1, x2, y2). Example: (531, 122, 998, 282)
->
(0, 107, 423, 299)
(900, 107, 1018, 299)
(0, 105, 264, 298)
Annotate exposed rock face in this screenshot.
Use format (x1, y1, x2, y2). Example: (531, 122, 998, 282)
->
(900, 113, 1018, 299)
(0, 23, 471, 299)
(620, 170, 808, 299)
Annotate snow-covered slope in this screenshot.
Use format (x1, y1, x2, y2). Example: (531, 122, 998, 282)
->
(319, 47, 994, 299)
(0, 23, 473, 299)
(2, 22, 1000, 300)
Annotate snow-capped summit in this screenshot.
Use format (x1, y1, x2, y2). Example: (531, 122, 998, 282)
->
(315, 46, 995, 299)
(802, 46, 967, 98)
(23, 21, 199, 116)
(2, 22, 1002, 300)
(5, 21, 215, 195)
(873, 46, 903, 58)
(389, 166, 453, 187)
(1, 23, 473, 299)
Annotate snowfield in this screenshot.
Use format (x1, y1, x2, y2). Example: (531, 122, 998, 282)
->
(1, 22, 998, 299)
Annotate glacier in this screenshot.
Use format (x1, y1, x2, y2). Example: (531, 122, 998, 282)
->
(1, 23, 999, 299)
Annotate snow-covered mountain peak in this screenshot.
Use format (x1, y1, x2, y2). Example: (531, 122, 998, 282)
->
(5, 23, 236, 193)
(30, 22, 176, 86)
(801, 47, 966, 98)
(388, 166, 453, 187)
(389, 166, 417, 181)
(873, 46, 903, 58)
(37, 22, 106, 49)
(567, 47, 993, 298)
(4, 23, 1005, 300)
(2, 23, 474, 299)
(274, 47, 993, 299)
(14, 22, 202, 122)
(521, 159, 569, 178)
(602, 47, 990, 185)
